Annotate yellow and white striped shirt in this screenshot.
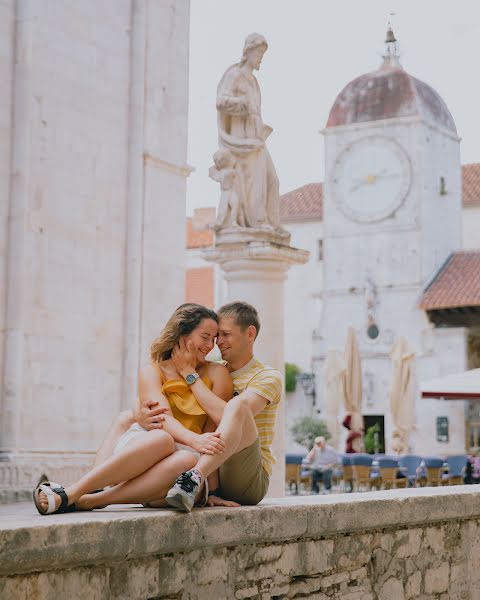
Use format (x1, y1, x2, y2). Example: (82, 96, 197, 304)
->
(230, 357, 283, 476)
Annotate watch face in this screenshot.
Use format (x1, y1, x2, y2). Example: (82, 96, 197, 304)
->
(331, 136, 412, 223)
(185, 373, 198, 385)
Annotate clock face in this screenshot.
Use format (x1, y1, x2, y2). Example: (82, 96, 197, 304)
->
(331, 136, 412, 223)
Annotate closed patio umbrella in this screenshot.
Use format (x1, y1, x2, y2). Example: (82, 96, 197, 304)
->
(344, 327, 363, 432)
(323, 350, 346, 448)
(389, 336, 416, 454)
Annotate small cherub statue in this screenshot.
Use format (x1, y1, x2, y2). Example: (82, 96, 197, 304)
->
(209, 149, 245, 230)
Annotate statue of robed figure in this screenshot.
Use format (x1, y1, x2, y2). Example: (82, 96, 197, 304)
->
(211, 33, 282, 232)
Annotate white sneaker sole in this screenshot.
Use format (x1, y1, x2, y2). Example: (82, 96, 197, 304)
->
(165, 490, 194, 512)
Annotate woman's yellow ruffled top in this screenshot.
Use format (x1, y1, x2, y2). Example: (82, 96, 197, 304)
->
(162, 371, 213, 434)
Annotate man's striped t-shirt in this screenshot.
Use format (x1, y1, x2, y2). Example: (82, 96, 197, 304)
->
(230, 357, 283, 477)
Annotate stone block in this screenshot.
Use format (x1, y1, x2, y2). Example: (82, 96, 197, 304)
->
(405, 571, 421, 598)
(235, 585, 259, 599)
(395, 528, 422, 558)
(193, 549, 229, 583)
(378, 577, 405, 600)
(156, 555, 188, 595)
(108, 558, 161, 600)
(286, 576, 322, 597)
(423, 527, 445, 553)
(319, 570, 350, 587)
(424, 563, 450, 594)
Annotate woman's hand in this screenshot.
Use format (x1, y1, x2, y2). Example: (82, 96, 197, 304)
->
(207, 495, 240, 508)
(191, 432, 226, 455)
(172, 338, 197, 378)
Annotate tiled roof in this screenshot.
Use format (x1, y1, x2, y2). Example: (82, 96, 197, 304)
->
(326, 65, 456, 133)
(186, 207, 216, 249)
(280, 182, 323, 221)
(462, 163, 480, 208)
(418, 251, 480, 310)
(278, 163, 480, 222)
(185, 267, 214, 308)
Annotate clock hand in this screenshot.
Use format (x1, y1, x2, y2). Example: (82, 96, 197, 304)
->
(374, 172, 401, 180)
(350, 179, 366, 192)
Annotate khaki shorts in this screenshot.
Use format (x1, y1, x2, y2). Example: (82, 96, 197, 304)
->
(219, 438, 269, 505)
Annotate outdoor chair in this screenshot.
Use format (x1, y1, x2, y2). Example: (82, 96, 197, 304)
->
(444, 455, 468, 485)
(378, 457, 407, 489)
(423, 457, 445, 486)
(341, 455, 353, 492)
(285, 454, 310, 494)
(398, 455, 422, 487)
(350, 454, 373, 491)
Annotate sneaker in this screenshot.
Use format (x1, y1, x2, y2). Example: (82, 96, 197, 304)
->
(166, 469, 204, 512)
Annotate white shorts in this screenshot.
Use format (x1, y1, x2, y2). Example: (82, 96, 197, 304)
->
(113, 423, 200, 459)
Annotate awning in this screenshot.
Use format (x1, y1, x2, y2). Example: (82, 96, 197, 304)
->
(420, 368, 480, 399)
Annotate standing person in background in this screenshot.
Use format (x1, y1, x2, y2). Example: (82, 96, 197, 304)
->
(342, 414, 363, 454)
(306, 437, 338, 494)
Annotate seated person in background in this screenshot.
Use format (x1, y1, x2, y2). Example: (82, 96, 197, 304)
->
(306, 436, 338, 494)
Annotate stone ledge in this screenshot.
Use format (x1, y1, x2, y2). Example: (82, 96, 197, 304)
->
(1, 485, 480, 579)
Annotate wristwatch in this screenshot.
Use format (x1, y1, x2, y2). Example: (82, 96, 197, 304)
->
(184, 372, 200, 385)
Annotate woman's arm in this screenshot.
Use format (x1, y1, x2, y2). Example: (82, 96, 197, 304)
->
(172, 343, 233, 425)
(136, 365, 224, 455)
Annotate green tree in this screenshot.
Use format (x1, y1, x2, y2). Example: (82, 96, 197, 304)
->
(289, 416, 330, 451)
(285, 362, 301, 393)
(364, 423, 382, 454)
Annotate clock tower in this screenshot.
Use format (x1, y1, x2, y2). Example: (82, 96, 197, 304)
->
(317, 28, 467, 454)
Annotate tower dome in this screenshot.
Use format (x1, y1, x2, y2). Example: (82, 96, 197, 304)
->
(326, 27, 456, 133)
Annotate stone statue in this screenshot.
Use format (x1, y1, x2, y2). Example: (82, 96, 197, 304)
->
(209, 149, 245, 229)
(211, 33, 281, 232)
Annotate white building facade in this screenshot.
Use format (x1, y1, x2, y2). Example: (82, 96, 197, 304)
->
(0, 0, 191, 499)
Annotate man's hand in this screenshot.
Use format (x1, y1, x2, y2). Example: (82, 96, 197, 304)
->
(134, 402, 169, 431)
(172, 337, 197, 378)
(207, 495, 241, 508)
(191, 432, 226, 456)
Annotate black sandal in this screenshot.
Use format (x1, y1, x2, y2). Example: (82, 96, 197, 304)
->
(33, 482, 76, 515)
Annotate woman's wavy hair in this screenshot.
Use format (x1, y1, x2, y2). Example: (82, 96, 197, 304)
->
(150, 303, 218, 363)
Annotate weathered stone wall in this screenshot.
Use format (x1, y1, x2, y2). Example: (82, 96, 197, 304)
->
(0, 1, 191, 499)
(1, 487, 480, 599)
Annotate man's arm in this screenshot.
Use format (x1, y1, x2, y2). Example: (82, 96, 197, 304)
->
(306, 448, 315, 464)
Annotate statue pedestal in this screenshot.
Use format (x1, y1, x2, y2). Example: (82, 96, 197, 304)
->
(204, 231, 309, 497)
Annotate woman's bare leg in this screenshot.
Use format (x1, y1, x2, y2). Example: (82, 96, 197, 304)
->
(92, 410, 134, 468)
(37, 430, 175, 512)
(77, 450, 198, 510)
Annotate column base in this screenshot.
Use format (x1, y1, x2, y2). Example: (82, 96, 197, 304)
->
(0, 451, 93, 503)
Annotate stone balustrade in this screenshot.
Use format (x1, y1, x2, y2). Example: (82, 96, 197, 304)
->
(1, 486, 480, 599)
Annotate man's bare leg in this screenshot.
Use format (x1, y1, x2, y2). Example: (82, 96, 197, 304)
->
(196, 397, 258, 477)
(166, 397, 258, 511)
(92, 410, 134, 468)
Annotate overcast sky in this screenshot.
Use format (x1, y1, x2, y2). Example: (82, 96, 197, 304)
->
(187, 0, 480, 215)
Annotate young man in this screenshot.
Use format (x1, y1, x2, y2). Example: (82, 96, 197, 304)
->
(138, 301, 282, 511)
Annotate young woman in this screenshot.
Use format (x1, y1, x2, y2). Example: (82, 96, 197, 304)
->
(34, 304, 236, 514)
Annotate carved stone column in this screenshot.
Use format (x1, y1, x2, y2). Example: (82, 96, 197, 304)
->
(204, 228, 309, 497)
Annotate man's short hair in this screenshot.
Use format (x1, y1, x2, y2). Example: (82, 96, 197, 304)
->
(315, 436, 325, 445)
(218, 301, 260, 338)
